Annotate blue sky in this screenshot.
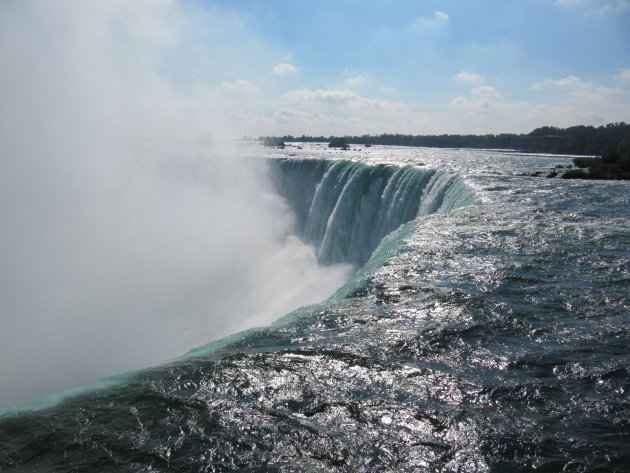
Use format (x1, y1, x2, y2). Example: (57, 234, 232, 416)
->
(3, 0, 630, 137)
(173, 0, 630, 136)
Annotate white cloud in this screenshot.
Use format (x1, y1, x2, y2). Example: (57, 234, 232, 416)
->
(271, 108, 363, 136)
(219, 79, 262, 95)
(528, 75, 622, 103)
(523, 74, 629, 126)
(285, 88, 358, 104)
(451, 96, 471, 107)
(273, 62, 298, 75)
(269, 83, 628, 136)
(454, 72, 486, 83)
(275, 108, 322, 122)
(269, 105, 436, 137)
(451, 95, 492, 110)
(409, 11, 449, 32)
(345, 75, 365, 87)
(449, 77, 500, 112)
(471, 85, 500, 98)
(529, 75, 588, 90)
(284, 88, 407, 111)
(615, 68, 630, 82)
(531, 75, 627, 110)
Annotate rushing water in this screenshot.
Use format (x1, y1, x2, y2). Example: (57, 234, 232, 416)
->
(1, 144, 629, 472)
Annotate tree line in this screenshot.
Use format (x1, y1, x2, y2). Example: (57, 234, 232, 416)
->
(259, 122, 630, 156)
(563, 149, 630, 180)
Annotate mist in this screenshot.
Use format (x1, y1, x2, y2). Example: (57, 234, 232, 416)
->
(0, 1, 352, 408)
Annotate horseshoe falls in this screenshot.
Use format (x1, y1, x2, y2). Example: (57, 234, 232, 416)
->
(1, 144, 629, 472)
(268, 158, 475, 267)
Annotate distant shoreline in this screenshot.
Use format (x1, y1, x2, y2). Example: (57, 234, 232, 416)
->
(259, 122, 629, 157)
(260, 127, 630, 181)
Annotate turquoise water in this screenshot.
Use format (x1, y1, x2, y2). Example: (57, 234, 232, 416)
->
(1, 145, 628, 472)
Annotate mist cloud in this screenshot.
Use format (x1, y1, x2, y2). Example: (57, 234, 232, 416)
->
(0, 1, 351, 408)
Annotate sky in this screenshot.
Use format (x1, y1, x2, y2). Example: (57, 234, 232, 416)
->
(2, 0, 630, 137)
(176, 0, 630, 136)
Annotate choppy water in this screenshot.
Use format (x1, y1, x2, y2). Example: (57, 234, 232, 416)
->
(1, 145, 629, 472)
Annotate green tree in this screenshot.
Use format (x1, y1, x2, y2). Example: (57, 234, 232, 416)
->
(329, 137, 350, 149)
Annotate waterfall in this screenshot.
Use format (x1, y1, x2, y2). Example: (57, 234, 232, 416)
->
(268, 158, 478, 267)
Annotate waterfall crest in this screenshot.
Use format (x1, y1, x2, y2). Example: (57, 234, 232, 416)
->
(269, 158, 478, 267)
